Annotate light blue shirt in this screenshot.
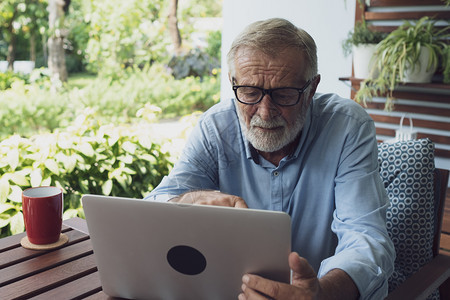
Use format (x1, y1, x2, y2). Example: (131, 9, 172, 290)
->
(146, 93, 395, 299)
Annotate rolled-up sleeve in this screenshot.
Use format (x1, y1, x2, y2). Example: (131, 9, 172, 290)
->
(318, 119, 395, 299)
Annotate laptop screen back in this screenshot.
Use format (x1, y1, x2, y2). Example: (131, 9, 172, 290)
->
(82, 194, 291, 299)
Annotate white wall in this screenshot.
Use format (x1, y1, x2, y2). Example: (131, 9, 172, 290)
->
(220, 0, 356, 100)
(0, 61, 35, 74)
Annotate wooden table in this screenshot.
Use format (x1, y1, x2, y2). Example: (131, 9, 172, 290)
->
(0, 217, 111, 299)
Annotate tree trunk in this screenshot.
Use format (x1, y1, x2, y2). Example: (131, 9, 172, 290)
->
(42, 33, 48, 67)
(6, 17, 16, 71)
(168, 0, 182, 55)
(30, 31, 36, 63)
(6, 34, 16, 71)
(47, 0, 68, 83)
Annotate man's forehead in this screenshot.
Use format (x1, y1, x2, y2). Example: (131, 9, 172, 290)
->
(235, 45, 304, 60)
(233, 47, 308, 82)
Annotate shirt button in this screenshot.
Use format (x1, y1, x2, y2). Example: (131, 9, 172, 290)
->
(273, 171, 280, 177)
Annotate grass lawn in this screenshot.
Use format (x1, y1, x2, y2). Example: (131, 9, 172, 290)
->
(67, 72, 97, 89)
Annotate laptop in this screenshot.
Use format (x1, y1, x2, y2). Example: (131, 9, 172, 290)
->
(82, 194, 291, 300)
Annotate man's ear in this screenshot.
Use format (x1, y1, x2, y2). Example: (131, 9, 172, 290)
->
(309, 74, 321, 96)
(303, 75, 320, 106)
(228, 73, 235, 85)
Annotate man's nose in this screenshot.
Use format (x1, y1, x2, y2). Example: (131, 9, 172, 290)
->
(256, 94, 280, 120)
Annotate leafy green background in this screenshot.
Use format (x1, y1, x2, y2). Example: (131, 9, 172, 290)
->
(0, 65, 220, 238)
(0, 0, 223, 238)
(0, 107, 179, 237)
(0, 65, 220, 139)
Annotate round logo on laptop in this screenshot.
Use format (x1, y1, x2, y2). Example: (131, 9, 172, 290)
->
(167, 245, 207, 275)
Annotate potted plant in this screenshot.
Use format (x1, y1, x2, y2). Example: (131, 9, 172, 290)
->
(343, 22, 386, 79)
(355, 16, 450, 110)
(443, 44, 450, 84)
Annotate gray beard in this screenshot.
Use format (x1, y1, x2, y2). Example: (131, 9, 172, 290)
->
(237, 108, 305, 153)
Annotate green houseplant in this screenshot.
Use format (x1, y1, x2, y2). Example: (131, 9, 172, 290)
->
(355, 16, 449, 110)
(343, 22, 386, 79)
(342, 22, 387, 57)
(443, 44, 450, 84)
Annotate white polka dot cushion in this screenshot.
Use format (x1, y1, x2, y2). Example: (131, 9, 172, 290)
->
(378, 139, 439, 299)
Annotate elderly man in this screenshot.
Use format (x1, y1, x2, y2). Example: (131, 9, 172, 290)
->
(146, 18, 395, 299)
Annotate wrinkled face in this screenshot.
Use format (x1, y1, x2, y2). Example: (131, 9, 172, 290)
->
(231, 47, 318, 153)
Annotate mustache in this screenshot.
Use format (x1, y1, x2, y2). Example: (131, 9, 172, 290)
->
(250, 115, 286, 129)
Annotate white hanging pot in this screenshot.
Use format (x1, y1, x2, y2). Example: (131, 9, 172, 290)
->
(352, 43, 379, 79)
(403, 46, 437, 83)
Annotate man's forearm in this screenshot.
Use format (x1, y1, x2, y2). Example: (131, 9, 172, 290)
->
(319, 269, 359, 300)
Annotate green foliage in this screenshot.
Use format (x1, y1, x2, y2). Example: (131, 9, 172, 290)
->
(70, 0, 223, 75)
(0, 65, 213, 237)
(0, 0, 224, 77)
(82, 0, 169, 75)
(168, 49, 220, 79)
(167, 25, 221, 80)
(0, 1, 27, 41)
(0, 65, 220, 138)
(180, 0, 222, 18)
(442, 45, 450, 84)
(355, 17, 450, 110)
(342, 22, 386, 57)
(0, 0, 48, 60)
(0, 68, 49, 91)
(154, 72, 221, 118)
(176, 0, 222, 45)
(74, 65, 220, 120)
(205, 30, 222, 61)
(0, 0, 224, 239)
(0, 109, 173, 237)
(0, 71, 28, 90)
(379, 17, 446, 77)
(0, 36, 7, 59)
(0, 75, 72, 138)
(64, 0, 90, 73)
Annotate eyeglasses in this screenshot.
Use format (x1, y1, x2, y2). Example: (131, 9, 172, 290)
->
(232, 80, 312, 107)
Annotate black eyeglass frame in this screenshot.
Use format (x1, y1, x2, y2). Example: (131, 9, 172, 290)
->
(232, 79, 312, 107)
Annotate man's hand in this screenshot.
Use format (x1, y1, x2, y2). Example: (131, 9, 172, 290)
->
(238, 252, 320, 300)
(238, 252, 359, 300)
(170, 190, 248, 208)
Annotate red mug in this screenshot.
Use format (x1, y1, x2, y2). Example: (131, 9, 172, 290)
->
(22, 186, 63, 245)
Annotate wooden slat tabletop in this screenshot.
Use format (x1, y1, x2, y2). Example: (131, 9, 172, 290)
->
(0, 218, 112, 299)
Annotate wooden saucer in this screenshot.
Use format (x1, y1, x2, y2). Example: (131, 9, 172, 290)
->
(21, 233, 69, 250)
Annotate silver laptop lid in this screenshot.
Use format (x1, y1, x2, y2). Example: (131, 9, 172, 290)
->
(82, 194, 291, 300)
